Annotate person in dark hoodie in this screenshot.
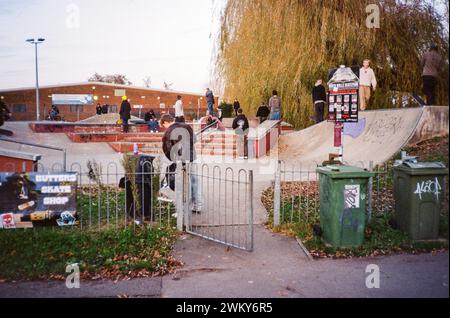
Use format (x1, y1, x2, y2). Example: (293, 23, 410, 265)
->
(233, 98, 241, 117)
(256, 103, 270, 124)
(96, 103, 102, 115)
(312, 79, 327, 123)
(232, 108, 250, 159)
(101, 104, 109, 114)
(119, 96, 131, 133)
(160, 114, 201, 212)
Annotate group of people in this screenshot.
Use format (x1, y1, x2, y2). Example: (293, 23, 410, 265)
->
(48, 105, 60, 121)
(96, 103, 110, 115)
(310, 45, 444, 123)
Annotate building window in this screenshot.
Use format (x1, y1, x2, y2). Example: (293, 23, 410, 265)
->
(12, 104, 27, 113)
(70, 105, 84, 113)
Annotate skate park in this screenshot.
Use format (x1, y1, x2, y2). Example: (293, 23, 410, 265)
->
(0, 0, 449, 300)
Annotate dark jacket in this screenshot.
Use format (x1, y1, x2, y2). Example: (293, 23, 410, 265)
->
(256, 105, 270, 117)
(206, 90, 215, 104)
(233, 101, 241, 110)
(119, 100, 131, 120)
(232, 114, 249, 133)
(101, 104, 108, 114)
(96, 105, 102, 115)
(312, 85, 327, 103)
(162, 122, 196, 163)
(144, 111, 156, 122)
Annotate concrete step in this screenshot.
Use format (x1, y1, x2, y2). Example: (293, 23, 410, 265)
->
(122, 136, 162, 143)
(195, 143, 237, 150)
(68, 132, 164, 143)
(109, 142, 162, 153)
(197, 149, 237, 156)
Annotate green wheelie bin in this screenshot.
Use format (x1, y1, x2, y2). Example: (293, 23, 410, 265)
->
(393, 161, 448, 240)
(316, 165, 374, 248)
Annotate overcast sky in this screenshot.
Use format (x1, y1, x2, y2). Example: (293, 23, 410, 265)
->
(0, 0, 224, 93)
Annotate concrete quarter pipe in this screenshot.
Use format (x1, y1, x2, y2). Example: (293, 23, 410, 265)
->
(278, 106, 449, 168)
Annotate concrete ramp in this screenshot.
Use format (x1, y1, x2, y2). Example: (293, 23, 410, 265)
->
(278, 106, 448, 168)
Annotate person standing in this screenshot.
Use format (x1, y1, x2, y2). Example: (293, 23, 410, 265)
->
(232, 108, 250, 159)
(96, 103, 102, 115)
(205, 88, 215, 115)
(119, 96, 131, 133)
(256, 103, 270, 124)
(421, 44, 443, 106)
(0, 100, 11, 127)
(173, 95, 185, 123)
(268, 90, 282, 120)
(359, 59, 377, 111)
(160, 114, 201, 213)
(312, 79, 327, 123)
(233, 98, 241, 116)
(101, 104, 108, 114)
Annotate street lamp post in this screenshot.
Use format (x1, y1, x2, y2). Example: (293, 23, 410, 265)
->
(197, 97, 203, 121)
(26, 38, 45, 121)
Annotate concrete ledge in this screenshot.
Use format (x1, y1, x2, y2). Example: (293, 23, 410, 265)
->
(0, 149, 41, 162)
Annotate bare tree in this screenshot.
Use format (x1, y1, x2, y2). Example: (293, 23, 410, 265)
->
(163, 81, 174, 90)
(88, 73, 133, 85)
(143, 76, 152, 88)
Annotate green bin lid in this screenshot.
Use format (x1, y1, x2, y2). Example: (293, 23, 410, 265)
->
(316, 165, 374, 179)
(394, 161, 448, 176)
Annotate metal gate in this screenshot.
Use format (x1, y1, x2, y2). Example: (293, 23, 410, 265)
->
(176, 163, 254, 251)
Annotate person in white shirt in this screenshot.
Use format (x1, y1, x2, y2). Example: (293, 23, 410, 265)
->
(173, 95, 185, 123)
(359, 59, 377, 111)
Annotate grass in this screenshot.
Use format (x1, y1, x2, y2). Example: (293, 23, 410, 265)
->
(76, 186, 175, 229)
(262, 136, 449, 259)
(0, 225, 180, 281)
(0, 186, 179, 281)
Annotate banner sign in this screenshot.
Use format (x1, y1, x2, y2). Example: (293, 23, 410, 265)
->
(0, 172, 78, 229)
(52, 94, 94, 105)
(328, 82, 359, 123)
(114, 89, 126, 97)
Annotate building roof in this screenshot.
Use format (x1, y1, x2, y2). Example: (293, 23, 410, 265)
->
(0, 81, 208, 97)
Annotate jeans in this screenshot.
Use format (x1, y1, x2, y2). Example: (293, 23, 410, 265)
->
(122, 118, 129, 133)
(270, 111, 281, 120)
(189, 168, 202, 211)
(147, 120, 159, 132)
(237, 134, 248, 158)
(422, 75, 437, 106)
(207, 102, 214, 115)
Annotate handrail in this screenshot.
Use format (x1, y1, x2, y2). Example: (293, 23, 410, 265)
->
(0, 137, 67, 171)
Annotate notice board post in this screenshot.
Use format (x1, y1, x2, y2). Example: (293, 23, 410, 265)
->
(327, 65, 360, 163)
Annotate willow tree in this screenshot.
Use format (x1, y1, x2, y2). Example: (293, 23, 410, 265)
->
(215, 0, 449, 128)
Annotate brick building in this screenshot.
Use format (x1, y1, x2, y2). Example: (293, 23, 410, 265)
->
(0, 82, 217, 122)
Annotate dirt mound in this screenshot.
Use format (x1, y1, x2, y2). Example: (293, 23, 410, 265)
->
(78, 113, 140, 124)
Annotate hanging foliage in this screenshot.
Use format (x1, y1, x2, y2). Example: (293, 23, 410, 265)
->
(215, 0, 449, 129)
